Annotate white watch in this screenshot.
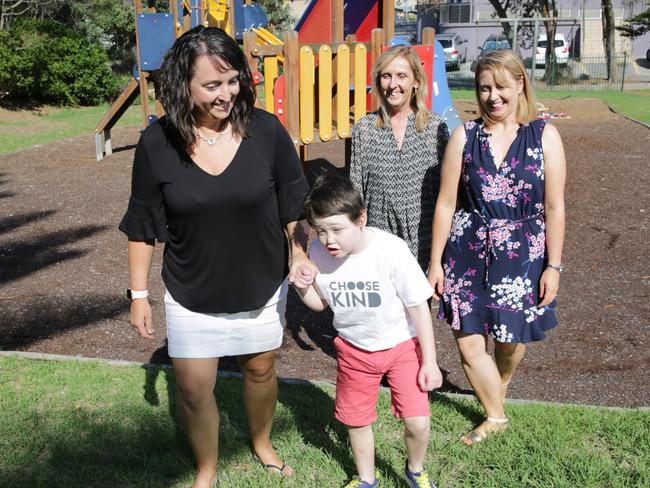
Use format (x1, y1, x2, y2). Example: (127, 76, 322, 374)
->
(127, 289, 149, 300)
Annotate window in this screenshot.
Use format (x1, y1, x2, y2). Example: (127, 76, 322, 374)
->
(440, 2, 471, 24)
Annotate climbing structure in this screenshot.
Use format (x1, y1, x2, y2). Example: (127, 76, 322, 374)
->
(95, 0, 460, 161)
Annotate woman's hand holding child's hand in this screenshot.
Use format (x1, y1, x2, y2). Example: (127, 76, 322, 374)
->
(289, 262, 317, 289)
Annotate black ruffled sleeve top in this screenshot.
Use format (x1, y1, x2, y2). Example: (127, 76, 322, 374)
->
(119, 108, 308, 314)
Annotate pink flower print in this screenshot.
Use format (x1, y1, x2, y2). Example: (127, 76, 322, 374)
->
(442, 264, 477, 329)
(472, 221, 521, 260)
(526, 230, 546, 262)
(481, 173, 513, 203)
(459, 301, 473, 316)
(465, 120, 477, 130)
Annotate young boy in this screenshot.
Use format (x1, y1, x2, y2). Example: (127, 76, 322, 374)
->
(292, 174, 443, 488)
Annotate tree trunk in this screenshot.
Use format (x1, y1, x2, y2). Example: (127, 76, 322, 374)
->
(537, 1, 558, 84)
(601, 0, 617, 81)
(487, 0, 515, 49)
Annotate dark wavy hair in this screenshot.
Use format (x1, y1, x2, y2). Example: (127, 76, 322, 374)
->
(158, 26, 256, 147)
(303, 173, 365, 226)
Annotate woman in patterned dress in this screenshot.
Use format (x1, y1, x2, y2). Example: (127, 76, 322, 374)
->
(428, 51, 566, 444)
(350, 45, 449, 271)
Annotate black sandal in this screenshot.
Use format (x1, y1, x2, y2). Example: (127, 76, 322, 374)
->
(252, 452, 292, 477)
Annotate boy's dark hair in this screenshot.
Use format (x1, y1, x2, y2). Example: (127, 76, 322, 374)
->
(304, 174, 365, 225)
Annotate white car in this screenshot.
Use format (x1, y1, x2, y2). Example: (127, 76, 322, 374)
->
(535, 33, 569, 66)
(437, 33, 468, 71)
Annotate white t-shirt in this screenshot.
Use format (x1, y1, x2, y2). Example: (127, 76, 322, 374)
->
(310, 227, 433, 351)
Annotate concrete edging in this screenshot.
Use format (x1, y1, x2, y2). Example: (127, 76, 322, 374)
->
(3, 350, 648, 412)
(606, 103, 650, 130)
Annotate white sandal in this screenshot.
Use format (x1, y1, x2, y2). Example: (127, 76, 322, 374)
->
(460, 417, 509, 446)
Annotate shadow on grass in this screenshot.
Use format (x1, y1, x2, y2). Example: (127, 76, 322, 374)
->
(431, 391, 484, 427)
(1, 402, 191, 488)
(279, 379, 409, 485)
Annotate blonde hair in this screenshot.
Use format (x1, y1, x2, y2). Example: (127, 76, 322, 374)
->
(372, 45, 430, 131)
(474, 50, 537, 126)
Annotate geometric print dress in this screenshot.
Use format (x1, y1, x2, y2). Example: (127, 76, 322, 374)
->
(350, 112, 449, 272)
(438, 118, 558, 343)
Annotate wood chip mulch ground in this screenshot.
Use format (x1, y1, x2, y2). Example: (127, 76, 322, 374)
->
(1, 99, 648, 408)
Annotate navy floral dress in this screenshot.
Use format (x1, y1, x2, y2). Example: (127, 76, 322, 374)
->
(438, 118, 557, 343)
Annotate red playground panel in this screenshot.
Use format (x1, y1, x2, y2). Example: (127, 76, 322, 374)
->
(295, 0, 379, 43)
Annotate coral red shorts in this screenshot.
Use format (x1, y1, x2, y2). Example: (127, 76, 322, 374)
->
(333, 336, 431, 427)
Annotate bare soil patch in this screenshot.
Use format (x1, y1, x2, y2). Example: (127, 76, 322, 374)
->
(1, 99, 648, 408)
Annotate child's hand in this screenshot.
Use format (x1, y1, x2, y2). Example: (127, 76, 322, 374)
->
(290, 263, 316, 289)
(417, 361, 443, 391)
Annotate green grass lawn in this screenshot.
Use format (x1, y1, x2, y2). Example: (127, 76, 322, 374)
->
(0, 356, 648, 488)
(0, 103, 143, 155)
(1, 89, 648, 156)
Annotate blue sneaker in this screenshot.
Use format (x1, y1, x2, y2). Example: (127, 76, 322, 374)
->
(404, 462, 436, 488)
(343, 474, 379, 488)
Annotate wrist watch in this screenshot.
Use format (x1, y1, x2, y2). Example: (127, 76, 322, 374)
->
(127, 289, 149, 300)
(546, 263, 564, 273)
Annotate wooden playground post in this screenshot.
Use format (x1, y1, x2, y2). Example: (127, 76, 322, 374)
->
(227, 0, 235, 37)
(170, 0, 181, 37)
(242, 31, 258, 78)
(133, 0, 151, 128)
(283, 30, 300, 151)
(422, 27, 435, 105)
(332, 0, 344, 43)
(422, 26, 435, 46)
(382, 0, 394, 41)
(370, 28, 384, 111)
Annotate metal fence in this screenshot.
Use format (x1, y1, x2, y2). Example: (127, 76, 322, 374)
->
(446, 53, 629, 92)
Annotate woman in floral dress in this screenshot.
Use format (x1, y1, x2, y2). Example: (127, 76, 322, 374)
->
(428, 51, 566, 445)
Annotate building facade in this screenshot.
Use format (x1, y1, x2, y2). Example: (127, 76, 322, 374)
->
(418, 0, 650, 60)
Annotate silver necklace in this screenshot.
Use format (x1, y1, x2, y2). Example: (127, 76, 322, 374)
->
(196, 128, 225, 146)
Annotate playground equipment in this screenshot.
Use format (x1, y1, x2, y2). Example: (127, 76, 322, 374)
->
(95, 0, 269, 160)
(95, 0, 461, 161)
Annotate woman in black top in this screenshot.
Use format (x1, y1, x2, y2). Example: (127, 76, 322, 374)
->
(119, 26, 311, 487)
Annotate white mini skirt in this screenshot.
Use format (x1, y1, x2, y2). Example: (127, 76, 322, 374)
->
(165, 281, 288, 358)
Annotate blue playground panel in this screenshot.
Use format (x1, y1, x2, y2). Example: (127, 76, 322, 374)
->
(431, 41, 462, 133)
(235, 1, 268, 39)
(174, 0, 268, 39)
(137, 13, 175, 72)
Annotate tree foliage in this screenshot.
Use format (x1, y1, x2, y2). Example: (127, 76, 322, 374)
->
(616, 7, 650, 38)
(257, 0, 294, 34)
(0, 0, 60, 29)
(0, 19, 120, 105)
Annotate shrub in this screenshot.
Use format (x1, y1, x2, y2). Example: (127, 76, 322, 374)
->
(0, 19, 121, 106)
